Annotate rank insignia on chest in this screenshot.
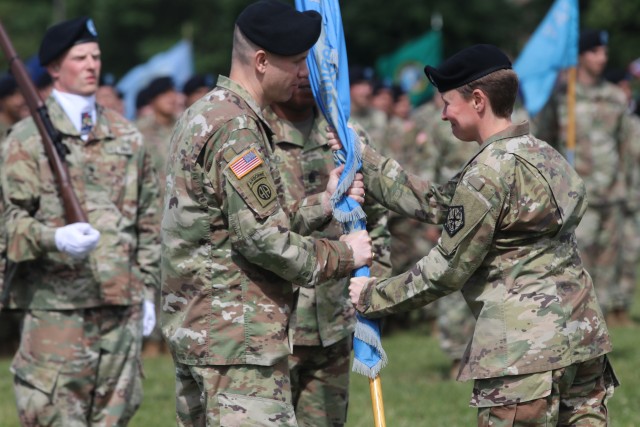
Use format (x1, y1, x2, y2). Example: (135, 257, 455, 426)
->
(230, 148, 263, 179)
(80, 111, 93, 135)
(444, 206, 465, 237)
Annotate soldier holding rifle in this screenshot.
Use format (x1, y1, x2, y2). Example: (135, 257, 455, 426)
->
(0, 16, 160, 426)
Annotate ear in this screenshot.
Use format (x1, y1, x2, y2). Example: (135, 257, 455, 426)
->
(255, 50, 268, 75)
(46, 62, 61, 80)
(471, 89, 486, 112)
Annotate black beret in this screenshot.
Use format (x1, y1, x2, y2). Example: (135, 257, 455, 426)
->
(349, 65, 374, 86)
(39, 16, 99, 66)
(236, 0, 321, 56)
(0, 73, 19, 99)
(182, 74, 216, 96)
(143, 76, 175, 101)
(135, 88, 150, 110)
(424, 44, 512, 93)
(579, 29, 608, 54)
(36, 72, 52, 89)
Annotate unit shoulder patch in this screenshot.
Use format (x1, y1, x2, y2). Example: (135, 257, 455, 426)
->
(444, 205, 465, 237)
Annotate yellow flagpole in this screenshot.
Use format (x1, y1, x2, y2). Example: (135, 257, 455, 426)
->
(370, 376, 386, 427)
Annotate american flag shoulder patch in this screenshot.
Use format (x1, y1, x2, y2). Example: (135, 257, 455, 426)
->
(229, 148, 263, 179)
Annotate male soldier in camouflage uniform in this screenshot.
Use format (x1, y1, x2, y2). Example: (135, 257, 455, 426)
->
(0, 74, 29, 357)
(136, 76, 179, 356)
(160, 1, 372, 426)
(0, 17, 160, 426)
(349, 66, 389, 153)
(534, 29, 637, 326)
(339, 44, 616, 425)
(264, 76, 392, 426)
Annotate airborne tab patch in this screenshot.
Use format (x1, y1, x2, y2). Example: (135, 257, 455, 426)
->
(229, 148, 263, 179)
(444, 206, 465, 237)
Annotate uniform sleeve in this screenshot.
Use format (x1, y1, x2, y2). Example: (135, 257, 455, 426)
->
(134, 142, 161, 296)
(209, 126, 354, 287)
(282, 192, 332, 236)
(360, 144, 452, 224)
(364, 199, 392, 279)
(358, 165, 505, 317)
(1, 129, 58, 262)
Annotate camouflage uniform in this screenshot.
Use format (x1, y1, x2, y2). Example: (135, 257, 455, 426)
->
(1, 96, 161, 426)
(351, 107, 388, 153)
(533, 80, 633, 315)
(354, 122, 616, 420)
(161, 76, 357, 426)
(135, 114, 175, 203)
(136, 113, 176, 351)
(263, 106, 391, 426)
(0, 123, 22, 358)
(416, 108, 479, 364)
(618, 113, 640, 321)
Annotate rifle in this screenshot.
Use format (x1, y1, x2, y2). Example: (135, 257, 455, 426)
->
(0, 21, 88, 306)
(0, 21, 87, 223)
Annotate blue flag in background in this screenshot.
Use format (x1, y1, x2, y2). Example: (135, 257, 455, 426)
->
(116, 40, 193, 119)
(514, 0, 579, 117)
(295, 0, 387, 379)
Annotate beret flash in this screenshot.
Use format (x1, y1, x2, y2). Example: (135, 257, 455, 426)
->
(39, 16, 99, 66)
(424, 44, 512, 93)
(236, 0, 321, 56)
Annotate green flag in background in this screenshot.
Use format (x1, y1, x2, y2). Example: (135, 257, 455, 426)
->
(376, 31, 442, 107)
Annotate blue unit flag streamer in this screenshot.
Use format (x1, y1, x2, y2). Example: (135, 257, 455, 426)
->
(295, 0, 388, 381)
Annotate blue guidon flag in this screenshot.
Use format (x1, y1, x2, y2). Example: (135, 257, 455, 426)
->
(295, 0, 387, 379)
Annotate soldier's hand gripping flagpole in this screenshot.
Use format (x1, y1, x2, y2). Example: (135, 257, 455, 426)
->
(294, 1, 387, 425)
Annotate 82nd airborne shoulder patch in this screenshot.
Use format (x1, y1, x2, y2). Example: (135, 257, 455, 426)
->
(444, 206, 465, 237)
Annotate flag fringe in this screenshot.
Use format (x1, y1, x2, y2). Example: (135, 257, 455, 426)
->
(352, 321, 388, 379)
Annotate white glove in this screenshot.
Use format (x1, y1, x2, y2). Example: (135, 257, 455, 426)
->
(142, 300, 156, 337)
(54, 222, 101, 259)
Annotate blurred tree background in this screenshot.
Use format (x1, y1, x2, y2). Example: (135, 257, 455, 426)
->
(0, 0, 639, 88)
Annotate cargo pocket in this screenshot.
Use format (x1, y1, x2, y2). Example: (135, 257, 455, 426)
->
(218, 392, 297, 427)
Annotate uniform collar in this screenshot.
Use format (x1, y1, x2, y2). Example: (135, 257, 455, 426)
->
(217, 75, 273, 136)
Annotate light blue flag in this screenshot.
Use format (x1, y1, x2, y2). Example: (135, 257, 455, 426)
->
(116, 40, 194, 120)
(295, 0, 387, 379)
(514, 0, 579, 117)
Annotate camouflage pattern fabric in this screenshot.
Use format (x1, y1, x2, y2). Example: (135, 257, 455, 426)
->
(12, 306, 144, 427)
(350, 107, 388, 153)
(413, 99, 479, 359)
(288, 338, 351, 427)
(174, 358, 296, 427)
(0, 96, 159, 425)
(355, 122, 612, 384)
(1, 96, 161, 309)
(533, 81, 633, 314)
(136, 113, 175, 348)
(161, 76, 359, 424)
(263, 106, 391, 425)
(475, 355, 617, 426)
(618, 113, 640, 314)
(135, 114, 175, 203)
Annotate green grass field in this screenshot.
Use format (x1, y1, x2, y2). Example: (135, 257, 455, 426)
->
(1, 309, 639, 426)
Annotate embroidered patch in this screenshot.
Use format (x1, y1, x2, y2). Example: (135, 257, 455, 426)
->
(247, 170, 276, 208)
(80, 111, 93, 135)
(444, 205, 465, 237)
(229, 148, 263, 179)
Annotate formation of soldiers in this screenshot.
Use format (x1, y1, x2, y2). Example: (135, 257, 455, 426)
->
(0, 0, 638, 425)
